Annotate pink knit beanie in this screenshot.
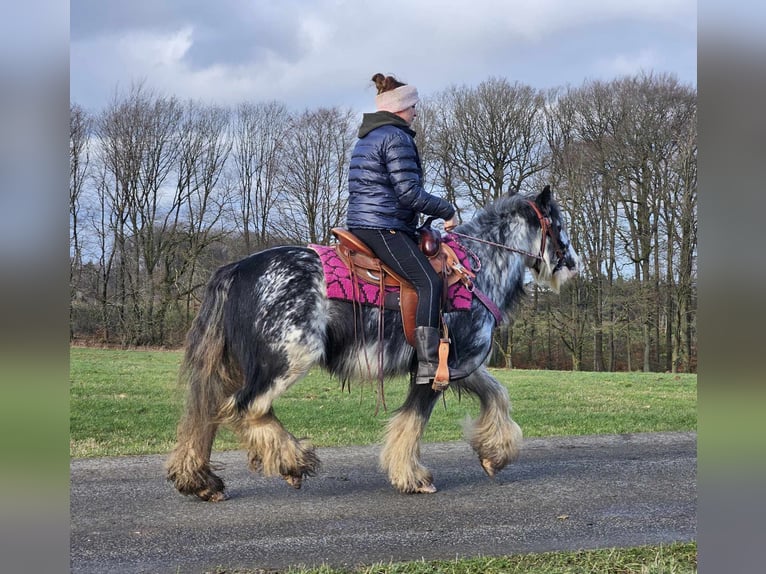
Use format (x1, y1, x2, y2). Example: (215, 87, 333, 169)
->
(375, 84, 419, 113)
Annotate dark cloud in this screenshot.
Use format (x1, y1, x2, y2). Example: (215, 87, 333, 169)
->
(183, 14, 306, 69)
(70, 1, 697, 114)
(70, 0, 187, 39)
(71, 0, 308, 69)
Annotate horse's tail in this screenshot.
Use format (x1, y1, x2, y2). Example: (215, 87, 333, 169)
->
(166, 263, 240, 499)
(180, 263, 241, 418)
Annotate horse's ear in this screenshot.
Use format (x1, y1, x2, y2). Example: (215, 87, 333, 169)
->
(535, 185, 552, 210)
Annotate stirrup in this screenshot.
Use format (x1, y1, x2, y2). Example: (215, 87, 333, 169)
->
(431, 338, 450, 391)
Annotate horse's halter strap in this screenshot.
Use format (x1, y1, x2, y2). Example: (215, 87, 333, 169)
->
(526, 200, 550, 260)
(526, 199, 569, 270)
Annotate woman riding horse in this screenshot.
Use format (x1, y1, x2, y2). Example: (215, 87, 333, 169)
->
(347, 73, 458, 386)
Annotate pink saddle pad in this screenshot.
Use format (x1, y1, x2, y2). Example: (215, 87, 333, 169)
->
(309, 236, 474, 312)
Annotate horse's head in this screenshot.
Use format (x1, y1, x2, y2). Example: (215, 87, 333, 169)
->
(527, 186, 580, 293)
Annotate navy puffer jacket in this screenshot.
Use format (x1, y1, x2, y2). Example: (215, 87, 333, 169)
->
(346, 111, 455, 234)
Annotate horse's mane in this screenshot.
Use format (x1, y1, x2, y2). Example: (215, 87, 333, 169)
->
(462, 193, 539, 243)
(480, 192, 528, 215)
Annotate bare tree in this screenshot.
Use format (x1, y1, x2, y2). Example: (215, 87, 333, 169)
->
(538, 74, 697, 372)
(231, 101, 289, 252)
(276, 107, 356, 243)
(94, 84, 183, 344)
(664, 97, 698, 372)
(163, 101, 233, 340)
(69, 72, 696, 366)
(435, 77, 549, 207)
(545, 84, 624, 370)
(413, 95, 467, 222)
(421, 79, 552, 367)
(85, 148, 119, 341)
(70, 103, 92, 337)
(608, 73, 697, 371)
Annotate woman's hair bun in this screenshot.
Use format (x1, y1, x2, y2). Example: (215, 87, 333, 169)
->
(371, 73, 404, 95)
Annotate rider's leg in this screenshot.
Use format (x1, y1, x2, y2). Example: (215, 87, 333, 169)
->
(349, 228, 443, 384)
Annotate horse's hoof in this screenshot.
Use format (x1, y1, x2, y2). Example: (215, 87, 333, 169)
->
(480, 458, 497, 478)
(283, 474, 303, 489)
(414, 483, 438, 494)
(207, 491, 228, 502)
(196, 488, 228, 502)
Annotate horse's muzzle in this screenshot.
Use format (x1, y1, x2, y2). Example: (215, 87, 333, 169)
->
(554, 252, 578, 275)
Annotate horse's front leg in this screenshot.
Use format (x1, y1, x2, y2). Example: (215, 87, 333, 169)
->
(458, 366, 523, 477)
(380, 381, 442, 494)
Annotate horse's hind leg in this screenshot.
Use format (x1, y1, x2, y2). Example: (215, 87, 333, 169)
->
(380, 382, 442, 494)
(458, 366, 523, 478)
(231, 407, 319, 489)
(166, 362, 234, 502)
(166, 410, 226, 501)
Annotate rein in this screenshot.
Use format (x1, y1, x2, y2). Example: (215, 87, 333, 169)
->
(446, 200, 556, 262)
(447, 200, 563, 261)
(446, 231, 542, 260)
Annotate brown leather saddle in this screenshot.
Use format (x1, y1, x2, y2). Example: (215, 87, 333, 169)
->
(330, 227, 475, 347)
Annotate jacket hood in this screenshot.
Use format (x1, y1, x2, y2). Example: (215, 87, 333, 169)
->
(358, 111, 416, 138)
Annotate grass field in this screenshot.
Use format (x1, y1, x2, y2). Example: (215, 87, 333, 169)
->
(69, 347, 697, 458)
(70, 346, 698, 573)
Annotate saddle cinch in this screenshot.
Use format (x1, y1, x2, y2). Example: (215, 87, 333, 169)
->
(330, 226, 475, 389)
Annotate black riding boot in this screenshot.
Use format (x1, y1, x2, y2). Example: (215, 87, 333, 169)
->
(414, 326, 442, 385)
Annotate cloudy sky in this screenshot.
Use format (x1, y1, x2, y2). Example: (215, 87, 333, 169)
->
(70, 0, 697, 115)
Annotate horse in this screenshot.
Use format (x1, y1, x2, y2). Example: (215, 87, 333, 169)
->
(166, 185, 579, 501)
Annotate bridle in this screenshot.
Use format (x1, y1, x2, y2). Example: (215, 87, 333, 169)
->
(524, 200, 570, 272)
(445, 200, 571, 270)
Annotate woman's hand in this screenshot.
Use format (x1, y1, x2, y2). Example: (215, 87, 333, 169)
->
(444, 215, 458, 232)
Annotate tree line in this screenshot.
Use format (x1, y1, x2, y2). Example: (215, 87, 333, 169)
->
(70, 72, 696, 372)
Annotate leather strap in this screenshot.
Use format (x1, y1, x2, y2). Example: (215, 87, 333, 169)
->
(431, 338, 451, 392)
(472, 287, 504, 326)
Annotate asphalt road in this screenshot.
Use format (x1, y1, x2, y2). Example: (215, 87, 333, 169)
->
(70, 431, 696, 574)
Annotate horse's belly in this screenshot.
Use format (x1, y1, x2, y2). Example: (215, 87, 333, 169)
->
(323, 334, 414, 382)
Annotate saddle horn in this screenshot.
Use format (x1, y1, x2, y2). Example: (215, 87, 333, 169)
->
(418, 217, 442, 258)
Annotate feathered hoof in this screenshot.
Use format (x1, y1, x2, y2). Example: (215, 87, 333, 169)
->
(167, 467, 227, 501)
(390, 469, 437, 494)
(196, 487, 228, 502)
(414, 482, 438, 494)
(283, 474, 303, 489)
(480, 458, 498, 478)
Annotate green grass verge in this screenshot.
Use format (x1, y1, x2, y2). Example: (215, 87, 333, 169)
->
(70, 347, 696, 458)
(203, 542, 697, 573)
